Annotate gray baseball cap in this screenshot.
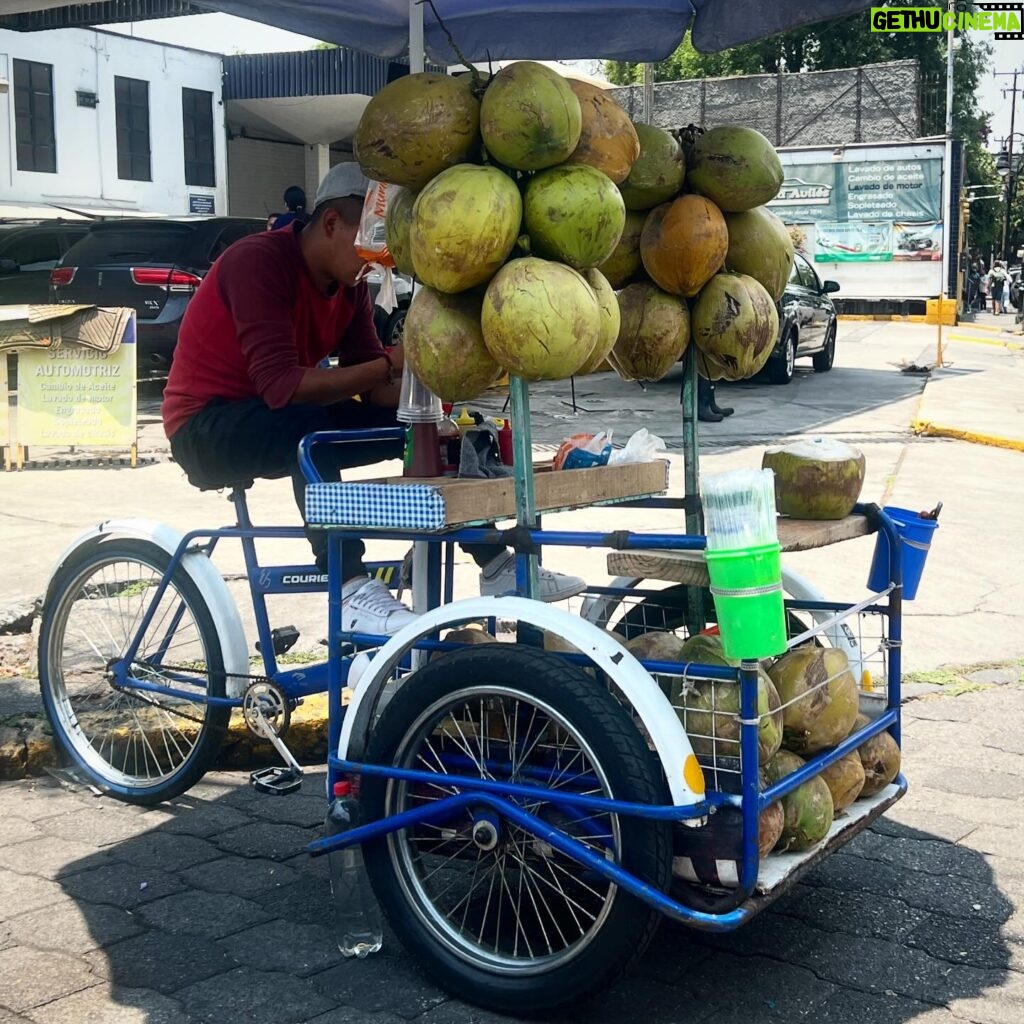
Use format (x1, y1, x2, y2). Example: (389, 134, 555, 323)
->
(314, 162, 370, 208)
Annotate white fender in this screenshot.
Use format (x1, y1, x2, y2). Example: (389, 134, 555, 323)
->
(339, 595, 706, 808)
(47, 519, 250, 698)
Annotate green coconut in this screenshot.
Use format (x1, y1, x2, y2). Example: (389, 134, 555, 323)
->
(596, 210, 647, 288)
(479, 61, 582, 171)
(768, 646, 860, 755)
(853, 714, 902, 797)
(575, 269, 621, 376)
(724, 206, 795, 302)
(687, 125, 784, 213)
(609, 282, 690, 383)
(692, 273, 779, 382)
(820, 753, 866, 812)
(354, 72, 481, 190)
(618, 124, 686, 211)
(524, 164, 626, 270)
(385, 186, 417, 277)
(403, 288, 502, 402)
(762, 438, 866, 521)
(670, 634, 784, 765)
(410, 165, 522, 294)
(763, 749, 835, 852)
(482, 257, 600, 380)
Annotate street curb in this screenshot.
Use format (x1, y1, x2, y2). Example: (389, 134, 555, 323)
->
(946, 332, 1024, 350)
(0, 693, 331, 782)
(911, 420, 1024, 453)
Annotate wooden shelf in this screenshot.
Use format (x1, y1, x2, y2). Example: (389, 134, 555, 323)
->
(306, 460, 670, 531)
(607, 514, 874, 584)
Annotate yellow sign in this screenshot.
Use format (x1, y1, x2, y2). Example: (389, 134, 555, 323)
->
(17, 334, 137, 448)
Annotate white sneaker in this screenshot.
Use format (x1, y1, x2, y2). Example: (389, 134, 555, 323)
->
(342, 578, 418, 636)
(478, 553, 587, 603)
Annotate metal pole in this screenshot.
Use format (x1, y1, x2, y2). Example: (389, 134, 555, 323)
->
(938, 13, 955, 365)
(408, 0, 425, 73)
(1001, 70, 1018, 264)
(510, 377, 539, 599)
(642, 62, 655, 125)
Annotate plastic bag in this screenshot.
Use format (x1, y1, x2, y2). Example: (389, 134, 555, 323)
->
(607, 428, 666, 465)
(355, 180, 394, 267)
(553, 432, 613, 471)
(354, 180, 399, 314)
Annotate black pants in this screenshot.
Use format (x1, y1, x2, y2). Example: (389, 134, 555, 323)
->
(169, 398, 504, 579)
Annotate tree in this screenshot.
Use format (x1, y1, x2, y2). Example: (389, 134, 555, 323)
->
(605, 1, 1001, 254)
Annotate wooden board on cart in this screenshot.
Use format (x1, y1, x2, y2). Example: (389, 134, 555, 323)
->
(607, 515, 874, 584)
(306, 460, 669, 531)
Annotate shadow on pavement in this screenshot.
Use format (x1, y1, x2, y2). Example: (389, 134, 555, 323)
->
(4, 765, 1009, 1024)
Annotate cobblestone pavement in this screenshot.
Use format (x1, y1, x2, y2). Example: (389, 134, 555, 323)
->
(0, 685, 1022, 1024)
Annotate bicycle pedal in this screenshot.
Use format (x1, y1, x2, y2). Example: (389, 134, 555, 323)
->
(256, 625, 300, 657)
(250, 766, 303, 796)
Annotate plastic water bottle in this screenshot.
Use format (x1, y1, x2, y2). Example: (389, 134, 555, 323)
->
(325, 780, 383, 958)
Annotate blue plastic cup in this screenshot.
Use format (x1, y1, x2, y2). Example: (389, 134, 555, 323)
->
(867, 506, 938, 600)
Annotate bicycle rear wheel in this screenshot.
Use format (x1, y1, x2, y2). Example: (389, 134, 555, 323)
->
(38, 539, 229, 804)
(360, 646, 672, 1014)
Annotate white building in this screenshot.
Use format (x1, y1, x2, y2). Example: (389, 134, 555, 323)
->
(0, 27, 228, 217)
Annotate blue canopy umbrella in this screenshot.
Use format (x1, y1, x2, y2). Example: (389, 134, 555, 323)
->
(202, 0, 876, 63)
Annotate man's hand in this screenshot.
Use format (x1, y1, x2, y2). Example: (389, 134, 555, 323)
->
(387, 343, 405, 373)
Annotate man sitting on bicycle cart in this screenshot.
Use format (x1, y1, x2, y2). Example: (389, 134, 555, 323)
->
(162, 163, 585, 636)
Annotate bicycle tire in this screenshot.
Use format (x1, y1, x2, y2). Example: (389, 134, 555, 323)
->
(38, 538, 230, 805)
(359, 645, 672, 1014)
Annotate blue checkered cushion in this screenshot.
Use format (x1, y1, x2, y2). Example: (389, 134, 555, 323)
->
(305, 482, 447, 530)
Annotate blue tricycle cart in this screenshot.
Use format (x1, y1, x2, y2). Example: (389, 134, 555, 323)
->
(36, 364, 912, 1012)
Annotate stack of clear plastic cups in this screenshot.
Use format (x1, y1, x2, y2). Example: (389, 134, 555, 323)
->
(396, 363, 443, 425)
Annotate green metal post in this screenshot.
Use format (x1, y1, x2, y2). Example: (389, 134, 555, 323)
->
(509, 375, 539, 599)
(681, 346, 707, 635)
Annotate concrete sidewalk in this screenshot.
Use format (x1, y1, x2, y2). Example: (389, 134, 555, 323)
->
(2, 319, 1022, 778)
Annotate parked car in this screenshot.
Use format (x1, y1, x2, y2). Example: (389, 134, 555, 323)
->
(0, 220, 91, 304)
(766, 252, 840, 385)
(51, 217, 265, 376)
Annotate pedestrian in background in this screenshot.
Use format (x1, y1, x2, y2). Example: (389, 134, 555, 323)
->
(990, 261, 1009, 315)
(271, 186, 308, 231)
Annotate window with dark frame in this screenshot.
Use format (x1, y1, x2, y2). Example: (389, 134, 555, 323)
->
(114, 76, 152, 182)
(13, 59, 56, 173)
(182, 87, 215, 188)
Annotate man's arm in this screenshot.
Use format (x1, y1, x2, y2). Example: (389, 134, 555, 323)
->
(290, 349, 403, 406)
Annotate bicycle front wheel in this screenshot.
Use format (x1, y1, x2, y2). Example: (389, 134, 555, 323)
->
(38, 539, 230, 804)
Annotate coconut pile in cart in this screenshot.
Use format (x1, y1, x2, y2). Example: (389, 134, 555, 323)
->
(354, 62, 898, 863)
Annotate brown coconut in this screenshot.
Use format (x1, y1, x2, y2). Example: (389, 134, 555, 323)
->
(760, 799, 786, 858)
(640, 195, 728, 299)
(596, 210, 646, 288)
(768, 646, 860, 755)
(608, 282, 690, 383)
(564, 80, 641, 185)
(853, 714, 902, 797)
(820, 753, 866, 812)
(431, 626, 498, 661)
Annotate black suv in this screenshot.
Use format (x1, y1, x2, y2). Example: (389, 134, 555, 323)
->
(0, 220, 91, 304)
(51, 217, 265, 376)
(766, 252, 840, 385)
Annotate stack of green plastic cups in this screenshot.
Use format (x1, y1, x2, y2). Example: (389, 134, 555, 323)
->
(702, 468, 788, 661)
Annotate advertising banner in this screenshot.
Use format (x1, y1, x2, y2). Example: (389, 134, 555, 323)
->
(893, 222, 943, 261)
(768, 152, 942, 223)
(814, 222, 893, 262)
(17, 317, 137, 448)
